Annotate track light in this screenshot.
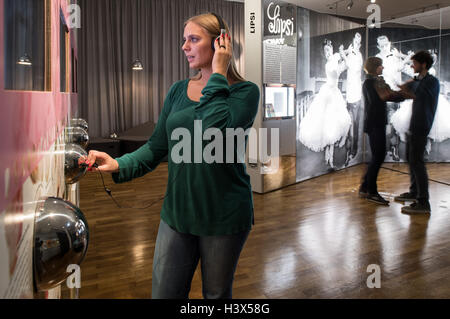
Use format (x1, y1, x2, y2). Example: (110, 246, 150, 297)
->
(327, 1, 337, 10)
(347, 0, 353, 10)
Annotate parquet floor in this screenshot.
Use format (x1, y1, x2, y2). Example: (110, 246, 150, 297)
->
(65, 163, 450, 299)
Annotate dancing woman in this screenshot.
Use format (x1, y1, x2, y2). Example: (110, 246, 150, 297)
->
(299, 40, 351, 168)
(359, 57, 407, 205)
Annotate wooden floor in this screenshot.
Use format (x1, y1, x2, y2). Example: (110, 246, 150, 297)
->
(65, 163, 450, 299)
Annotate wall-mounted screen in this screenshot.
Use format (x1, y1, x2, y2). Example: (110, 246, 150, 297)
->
(264, 85, 295, 119)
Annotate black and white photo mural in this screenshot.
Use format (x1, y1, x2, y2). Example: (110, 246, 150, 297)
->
(295, 6, 450, 183)
(368, 20, 450, 162)
(296, 6, 366, 182)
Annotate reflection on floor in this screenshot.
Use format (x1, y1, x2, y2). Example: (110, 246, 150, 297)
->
(64, 163, 450, 298)
(263, 155, 297, 192)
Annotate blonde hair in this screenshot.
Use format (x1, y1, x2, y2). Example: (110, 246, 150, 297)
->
(185, 13, 245, 83)
(364, 57, 383, 75)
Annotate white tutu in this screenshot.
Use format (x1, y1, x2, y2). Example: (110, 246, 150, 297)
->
(299, 83, 351, 152)
(431, 95, 450, 142)
(391, 94, 450, 142)
(390, 100, 412, 142)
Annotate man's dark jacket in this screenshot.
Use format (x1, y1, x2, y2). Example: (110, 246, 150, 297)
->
(362, 75, 404, 133)
(409, 73, 440, 136)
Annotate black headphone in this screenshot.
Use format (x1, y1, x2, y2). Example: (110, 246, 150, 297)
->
(210, 12, 227, 51)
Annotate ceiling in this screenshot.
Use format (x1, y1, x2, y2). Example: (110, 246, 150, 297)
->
(228, 0, 450, 29)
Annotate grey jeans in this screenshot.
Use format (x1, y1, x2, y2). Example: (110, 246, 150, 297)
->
(151, 219, 250, 299)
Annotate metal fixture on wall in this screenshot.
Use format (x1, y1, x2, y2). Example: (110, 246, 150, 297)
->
(33, 197, 89, 292)
(64, 143, 88, 184)
(66, 127, 89, 150)
(70, 118, 89, 132)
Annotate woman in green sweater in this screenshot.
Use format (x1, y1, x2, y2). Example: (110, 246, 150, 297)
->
(87, 13, 260, 299)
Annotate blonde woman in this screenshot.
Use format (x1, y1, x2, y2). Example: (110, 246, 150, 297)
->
(86, 13, 260, 299)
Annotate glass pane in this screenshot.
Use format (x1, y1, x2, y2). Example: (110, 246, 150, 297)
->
(436, 8, 450, 162)
(370, 9, 444, 163)
(4, 0, 46, 91)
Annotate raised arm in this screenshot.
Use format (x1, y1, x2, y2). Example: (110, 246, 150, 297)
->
(339, 44, 349, 66)
(374, 78, 406, 102)
(195, 74, 260, 133)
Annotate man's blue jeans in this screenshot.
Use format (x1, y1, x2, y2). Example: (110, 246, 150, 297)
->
(151, 219, 250, 299)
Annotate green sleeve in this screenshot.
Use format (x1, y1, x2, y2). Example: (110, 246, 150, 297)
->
(111, 83, 177, 183)
(195, 73, 260, 132)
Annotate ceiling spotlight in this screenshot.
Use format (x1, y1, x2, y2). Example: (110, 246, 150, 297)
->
(347, 1, 353, 10)
(370, 0, 376, 3)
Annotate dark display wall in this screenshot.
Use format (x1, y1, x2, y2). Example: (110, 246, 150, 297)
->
(296, 7, 450, 183)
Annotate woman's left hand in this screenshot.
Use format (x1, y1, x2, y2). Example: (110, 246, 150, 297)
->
(212, 32, 233, 77)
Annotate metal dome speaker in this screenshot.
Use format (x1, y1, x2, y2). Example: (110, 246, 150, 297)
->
(64, 143, 88, 184)
(69, 118, 88, 132)
(66, 127, 89, 150)
(33, 197, 89, 291)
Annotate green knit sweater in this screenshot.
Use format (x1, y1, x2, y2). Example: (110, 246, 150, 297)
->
(112, 73, 260, 236)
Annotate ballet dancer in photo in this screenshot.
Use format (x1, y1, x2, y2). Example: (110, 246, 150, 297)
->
(299, 40, 351, 168)
(376, 35, 415, 161)
(339, 32, 363, 166)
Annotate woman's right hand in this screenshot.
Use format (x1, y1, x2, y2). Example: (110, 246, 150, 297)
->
(86, 150, 119, 173)
(212, 32, 232, 77)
